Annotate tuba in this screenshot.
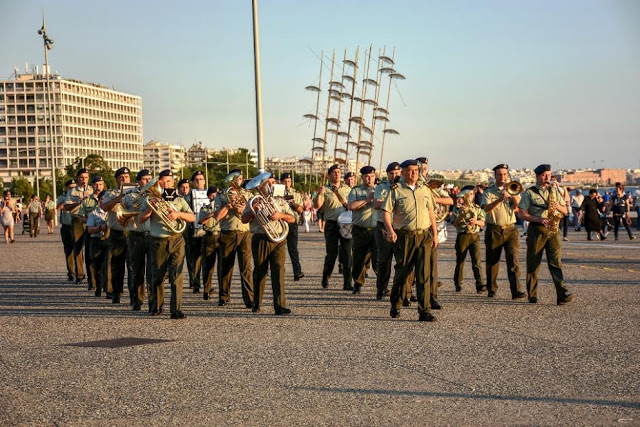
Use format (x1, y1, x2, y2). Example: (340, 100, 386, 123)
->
(141, 178, 187, 234)
(246, 172, 289, 243)
(112, 203, 138, 227)
(223, 170, 247, 210)
(427, 179, 450, 223)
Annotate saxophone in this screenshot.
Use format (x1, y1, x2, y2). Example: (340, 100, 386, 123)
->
(546, 186, 564, 237)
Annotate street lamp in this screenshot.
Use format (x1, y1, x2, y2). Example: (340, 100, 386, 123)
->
(38, 15, 57, 216)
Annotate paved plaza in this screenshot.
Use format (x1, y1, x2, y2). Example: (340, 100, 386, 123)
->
(0, 223, 639, 425)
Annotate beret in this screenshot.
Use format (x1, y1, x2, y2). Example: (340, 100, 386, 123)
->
(136, 169, 151, 181)
(76, 168, 88, 176)
(400, 159, 418, 168)
(280, 172, 291, 180)
(492, 164, 509, 171)
(534, 164, 551, 175)
(91, 175, 104, 184)
(386, 162, 400, 172)
(344, 172, 355, 179)
(460, 185, 475, 192)
(415, 156, 428, 164)
(64, 179, 76, 186)
(114, 167, 130, 179)
(360, 166, 376, 174)
(191, 170, 205, 181)
(158, 169, 172, 178)
(207, 185, 218, 195)
(229, 168, 242, 175)
(327, 164, 340, 174)
(177, 178, 190, 187)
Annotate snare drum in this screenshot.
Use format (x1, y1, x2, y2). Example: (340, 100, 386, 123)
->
(337, 211, 353, 239)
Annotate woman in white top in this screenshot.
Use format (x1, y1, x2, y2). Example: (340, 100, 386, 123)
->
(1, 190, 16, 243)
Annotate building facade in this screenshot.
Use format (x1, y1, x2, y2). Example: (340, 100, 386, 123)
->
(143, 141, 186, 176)
(561, 169, 627, 186)
(0, 72, 143, 185)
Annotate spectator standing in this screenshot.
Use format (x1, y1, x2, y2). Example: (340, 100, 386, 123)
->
(609, 183, 636, 241)
(571, 189, 584, 231)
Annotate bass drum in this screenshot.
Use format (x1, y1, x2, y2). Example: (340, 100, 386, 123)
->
(337, 211, 353, 239)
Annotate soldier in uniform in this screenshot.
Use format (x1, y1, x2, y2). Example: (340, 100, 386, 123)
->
(56, 179, 76, 281)
(518, 164, 574, 305)
(139, 169, 195, 319)
(314, 164, 353, 290)
(339, 171, 357, 275)
(198, 186, 221, 301)
(451, 185, 486, 292)
(280, 173, 305, 281)
(78, 176, 106, 293)
(183, 171, 207, 293)
(348, 165, 378, 294)
(241, 175, 295, 315)
(481, 164, 526, 300)
(100, 167, 131, 304)
(177, 178, 190, 197)
(373, 162, 401, 299)
(63, 168, 91, 284)
(86, 190, 109, 297)
(381, 159, 438, 322)
(123, 169, 153, 311)
(213, 169, 254, 308)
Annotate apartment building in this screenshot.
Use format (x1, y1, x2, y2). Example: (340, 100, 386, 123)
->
(143, 140, 186, 176)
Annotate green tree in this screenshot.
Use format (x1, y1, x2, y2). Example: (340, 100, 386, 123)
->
(10, 176, 34, 200)
(64, 154, 116, 189)
(187, 148, 258, 188)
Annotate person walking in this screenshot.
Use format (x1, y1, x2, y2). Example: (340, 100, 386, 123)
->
(571, 189, 585, 231)
(581, 189, 606, 241)
(609, 182, 636, 241)
(44, 195, 56, 234)
(27, 195, 42, 238)
(1, 190, 16, 244)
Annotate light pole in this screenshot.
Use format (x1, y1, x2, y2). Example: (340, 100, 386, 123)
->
(251, 0, 265, 172)
(38, 15, 56, 213)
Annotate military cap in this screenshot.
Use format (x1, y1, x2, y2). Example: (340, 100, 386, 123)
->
(207, 185, 219, 195)
(76, 168, 88, 176)
(534, 164, 551, 175)
(327, 164, 340, 174)
(415, 156, 428, 164)
(457, 188, 471, 197)
(114, 167, 130, 179)
(191, 170, 205, 181)
(158, 169, 172, 178)
(492, 164, 509, 171)
(280, 172, 291, 180)
(177, 178, 189, 187)
(386, 162, 401, 172)
(344, 171, 355, 179)
(400, 159, 419, 168)
(64, 179, 76, 187)
(91, 175, 104, 184)
(136, 169, 151, 181)
(229, 168, 242, 175)
(360, 165, 376, 174)
(460, 185, 475, 192)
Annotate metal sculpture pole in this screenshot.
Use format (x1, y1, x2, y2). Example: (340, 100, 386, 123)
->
(331, 49, 347, 164)
(251, 0, 265, 172)
(378, 47, 397, 174)
(343, 47, 359, 166)
(354, 45, 373, 177)
(320, 50, 336, 184)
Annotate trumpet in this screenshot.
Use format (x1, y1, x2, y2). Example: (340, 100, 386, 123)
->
(506, 181, 522, 196)
(142, 178, 186, 234)
(223, 170, 247, 211)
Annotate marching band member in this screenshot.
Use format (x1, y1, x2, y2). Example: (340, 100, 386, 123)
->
(213, 169, 254, 308)
(78, 176, 106, 294)
(314, 164, 353, 290)
(100, 167, 131, 304)
(481, 164, 526, 299)
(373, 162, 401, 300)
(198, 186, 221, 301)
(183, 171, 207, 293)
(63, 168, 91, 284)
(280, 173, 305, 281)
(123, 169, 153, 311)
(86, 190, 109, 297)
(348, 166, 378, 294)
(139, 169, 195, 319)
(518, 164, 573, 305)
(241, 175, 295, 315)
(451, 185, 485, 292)
(382, 159, 438, 321)
(56, 179, 76, 281)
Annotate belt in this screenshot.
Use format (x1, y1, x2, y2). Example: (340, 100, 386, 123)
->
(395, 229, 428, 235)
(205, 230, 220, 236)
(131, 230, 150, 236)
(354, 225, 374, 232)
(487, 223, 515, 230)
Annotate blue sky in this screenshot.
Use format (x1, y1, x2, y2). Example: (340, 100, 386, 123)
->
(1, 0, 638, 170)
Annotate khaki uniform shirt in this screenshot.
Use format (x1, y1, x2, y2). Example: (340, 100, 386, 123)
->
(28, 201, 41, 214)
(140, 196, 193, 238)
(320, 183, 350, 221)
(102, 188, 125, 232)
(122, 189, 149, 232)
(348, 185, 377, 228)
(374, 179, 393, 224)
(382, 180, 433, 231)
(56, 195, 72, 226)
(198, 203, 220, 233)
(518, 184, 566, 218)
(242, 196, 294, 236)
(65, 186, 91, 216)
(213, 189, 251, 232)
(78, 194, 100, 219)
(86, 207, 108, 238)
(481, 184, 517, 226)
(284, 187, 303, 223)
(452, 204, 486, 234)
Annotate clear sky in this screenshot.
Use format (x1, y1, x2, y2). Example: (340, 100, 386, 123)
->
(1, 0, 639, 170)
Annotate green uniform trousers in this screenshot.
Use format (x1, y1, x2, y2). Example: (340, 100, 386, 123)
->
(83, 230, 95, 289)
(525, 224, 569, 299)
(322, 220, 353, 288)
(352, 225, 378, 289)
(453, 232, 483, 288)
(128, 231, 151, 308)
(69, 218, 85, 281)
(89, 237, 108, 295)
(149, 234, 185, 315)
(429, 244, 439, 301)
(484, 224, 522, 296)
(184, 229, 204, 290)
(390, 230, 433, 315)
(218, 230, 253, 307)
(374, 222, 394, 295)
(201, 231, 221, 296)
(251, 234, 288, 312)
(108, 229, 129, 299)
(60, 224, 75, 280)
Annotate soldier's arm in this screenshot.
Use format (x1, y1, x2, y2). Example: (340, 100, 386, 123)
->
(429, 209, 438, 248)
(101, 192, 124, 211)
